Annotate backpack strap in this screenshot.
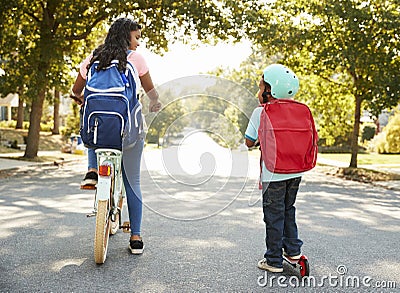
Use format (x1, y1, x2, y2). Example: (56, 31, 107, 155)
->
(120, 71, 129, 87)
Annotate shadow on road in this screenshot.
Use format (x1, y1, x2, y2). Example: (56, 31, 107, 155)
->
(0, 162, 399, 292)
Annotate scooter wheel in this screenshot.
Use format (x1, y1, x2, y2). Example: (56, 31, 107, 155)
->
(299, 258, 310, 277)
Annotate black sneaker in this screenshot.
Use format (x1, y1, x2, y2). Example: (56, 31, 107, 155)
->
(129, 239, 144, 254)
(81, 171, 98, 186)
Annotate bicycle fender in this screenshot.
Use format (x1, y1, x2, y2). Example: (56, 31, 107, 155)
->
(97, 177, 112, 200)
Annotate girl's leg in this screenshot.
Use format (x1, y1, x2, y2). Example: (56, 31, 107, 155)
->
(87, 148, 97, 170)
(122, 139, 144, 238)
(81, 148, 98, 186)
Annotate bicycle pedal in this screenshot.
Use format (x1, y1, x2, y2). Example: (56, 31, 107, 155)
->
(121, 221, 131, 233)
(80, 184, 96, 190)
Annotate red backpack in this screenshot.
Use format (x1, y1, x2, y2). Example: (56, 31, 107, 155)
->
(258, 99, 318, 174)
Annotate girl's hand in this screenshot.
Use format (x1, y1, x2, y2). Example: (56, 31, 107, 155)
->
(149, 99, 161, 112)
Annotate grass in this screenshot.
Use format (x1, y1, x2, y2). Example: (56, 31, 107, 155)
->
(318, 153, 400, 166)
(319, 152, 400, 182)
(249, 148, 400, 182)
(0, 127, 67, 154)
(1, 127, 400, 182)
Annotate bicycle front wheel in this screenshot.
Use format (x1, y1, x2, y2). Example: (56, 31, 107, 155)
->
(94, 200, 110, 264)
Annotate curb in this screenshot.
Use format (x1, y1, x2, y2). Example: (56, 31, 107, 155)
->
(317, 162, 400, 192)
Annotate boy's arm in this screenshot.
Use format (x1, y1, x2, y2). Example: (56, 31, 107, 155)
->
(244, 107, 261, 148)
(245, 138, 255, 148)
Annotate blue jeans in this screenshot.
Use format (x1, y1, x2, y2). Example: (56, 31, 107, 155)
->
(87, 140, 144, 236)
(262, 178, 303, 268)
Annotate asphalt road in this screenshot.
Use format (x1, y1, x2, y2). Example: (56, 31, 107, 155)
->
(0, 141, 399, 292)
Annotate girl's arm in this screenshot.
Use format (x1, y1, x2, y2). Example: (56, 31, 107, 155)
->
(139, 72, 161, 112)
(71, 73, 86, 105)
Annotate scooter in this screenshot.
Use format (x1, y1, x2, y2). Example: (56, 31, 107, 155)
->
(283, 254, 310, 277)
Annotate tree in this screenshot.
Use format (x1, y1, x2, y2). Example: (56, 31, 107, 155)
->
(146, 95, 186, 147)
(299, 72, 354, 147)
(52, 89, 60, 135)
(211, 50, 356, 148)
(64, 102, 80, 138)
(16, 91, 25, 129)
(0, 0, 257, 158)
(248, 0, 400, 167)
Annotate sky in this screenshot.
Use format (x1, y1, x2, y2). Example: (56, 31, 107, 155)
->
(0, 40, 253, 86)
(137, 39, 253, 86)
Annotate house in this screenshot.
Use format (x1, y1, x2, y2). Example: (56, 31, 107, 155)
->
(0, 93, 19, 122)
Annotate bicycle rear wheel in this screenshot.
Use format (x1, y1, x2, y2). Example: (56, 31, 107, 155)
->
(94, 200, 110, 264)
(110, 196, 123, 235)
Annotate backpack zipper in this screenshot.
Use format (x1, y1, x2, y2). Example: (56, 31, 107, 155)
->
(85, 93, 131, 132)
(94, 118, 98, 144)
(87, 111, 125, 136)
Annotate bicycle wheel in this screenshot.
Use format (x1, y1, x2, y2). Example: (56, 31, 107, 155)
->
(109, 195, 123, 235)
(94, 199, 110, 264)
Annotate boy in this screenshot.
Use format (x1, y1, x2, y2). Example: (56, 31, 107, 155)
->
(245, 64, 304, 273)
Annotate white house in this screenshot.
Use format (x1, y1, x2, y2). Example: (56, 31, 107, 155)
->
(0, 93, 19, 122)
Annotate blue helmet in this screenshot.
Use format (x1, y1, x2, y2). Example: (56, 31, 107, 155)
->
(263, 64, 299, 99)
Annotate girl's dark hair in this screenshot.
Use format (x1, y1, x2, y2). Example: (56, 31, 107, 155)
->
(88, 18, 141, 72)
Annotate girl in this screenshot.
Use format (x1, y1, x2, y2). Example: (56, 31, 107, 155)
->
(71, 18, 161, 254)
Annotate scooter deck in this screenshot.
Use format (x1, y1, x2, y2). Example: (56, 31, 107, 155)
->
(283, 255, 310, 277)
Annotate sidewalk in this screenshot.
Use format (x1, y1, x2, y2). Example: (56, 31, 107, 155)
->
(0, 151, 86, 171)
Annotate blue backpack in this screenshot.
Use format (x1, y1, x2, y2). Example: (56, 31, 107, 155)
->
(80, 58, 142, 150)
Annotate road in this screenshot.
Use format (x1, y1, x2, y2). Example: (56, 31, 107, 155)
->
(0, 132, 399, 292)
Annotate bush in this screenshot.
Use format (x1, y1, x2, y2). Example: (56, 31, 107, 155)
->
(361, 124, 376, 142)
(384, 113, 400, 153)
(0, 120, 17, 128)
(370, 111, 400, 154)
(63, 103, 81, 138)
(0, 120, 51, 131)
(369, 131, 386, 153)
(40, 122, 54, 132)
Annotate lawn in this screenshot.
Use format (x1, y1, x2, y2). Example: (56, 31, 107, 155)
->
(318, 153, 400, 166)
(0, 128, 66, 153)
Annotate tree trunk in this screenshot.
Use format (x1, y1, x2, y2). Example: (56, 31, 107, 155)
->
(349, 94, 362, 168)
(24, 89, 46, 159)
(52, 89, 60, 135)
(24, 9, 53, 159)
(16, 94, 24, 129)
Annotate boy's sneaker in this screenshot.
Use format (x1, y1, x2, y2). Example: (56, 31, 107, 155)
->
(257, 258, 283, 273)
(81, 171, 98, 186)
(129, 239, 144, 254)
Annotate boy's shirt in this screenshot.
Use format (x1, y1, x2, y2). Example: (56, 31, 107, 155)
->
(245, 106, 303, 182)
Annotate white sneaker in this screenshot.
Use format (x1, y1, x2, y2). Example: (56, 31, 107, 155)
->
(257, 258, 283, 273)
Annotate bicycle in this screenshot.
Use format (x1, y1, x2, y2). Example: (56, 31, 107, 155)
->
(84, 148, 130, 264)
